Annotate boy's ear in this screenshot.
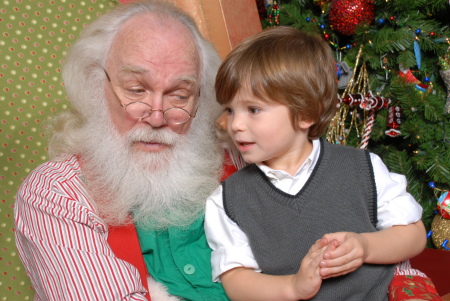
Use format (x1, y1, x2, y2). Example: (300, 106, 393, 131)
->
(216, 111, 227, 130)
(298, 119, 315, 130)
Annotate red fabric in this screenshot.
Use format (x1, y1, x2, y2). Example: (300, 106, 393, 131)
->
(389, 275, 442, 301)
(108, 223, 151, 301)
(222, 158, 239, 180)
(410, 248, 450, 296)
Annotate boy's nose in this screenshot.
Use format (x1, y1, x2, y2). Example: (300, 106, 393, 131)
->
(229, 115, 244, 132)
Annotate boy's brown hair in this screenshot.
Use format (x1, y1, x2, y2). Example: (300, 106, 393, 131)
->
(215, 26, 338, 139)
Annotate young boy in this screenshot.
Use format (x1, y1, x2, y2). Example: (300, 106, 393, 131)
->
(205, 26, 427, 301)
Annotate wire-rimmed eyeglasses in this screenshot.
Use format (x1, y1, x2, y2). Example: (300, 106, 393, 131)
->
(103, 69, 199, 125)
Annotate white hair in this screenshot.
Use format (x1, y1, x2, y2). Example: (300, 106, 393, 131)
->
(47, 0, 225, 228)
(49, 0, 222, 158)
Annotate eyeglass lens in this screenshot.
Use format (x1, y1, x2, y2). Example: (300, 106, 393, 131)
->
(124, 102, 193, 124)
(103, 69, 197, 124)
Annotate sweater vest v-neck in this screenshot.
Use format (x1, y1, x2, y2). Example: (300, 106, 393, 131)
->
(223, 139, 394, 301)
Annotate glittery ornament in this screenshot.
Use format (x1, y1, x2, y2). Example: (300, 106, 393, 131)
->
(431, 213, 450, 251)
(440, 70, 450, 114)
(439, 53, 450, 112)
(329, 0, 375, 36)
(440, 55, 450, 71)
(267, 0, 280, 27)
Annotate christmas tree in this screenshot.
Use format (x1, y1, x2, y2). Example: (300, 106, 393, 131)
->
(261, 0, 450, 246)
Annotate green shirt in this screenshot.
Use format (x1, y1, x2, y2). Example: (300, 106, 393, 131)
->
(135, 216, 229, 301)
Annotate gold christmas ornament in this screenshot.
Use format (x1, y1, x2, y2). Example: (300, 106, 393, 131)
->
(431, 213, 450, 251)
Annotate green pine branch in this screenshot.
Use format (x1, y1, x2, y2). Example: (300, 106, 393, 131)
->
(273, 0, 450, 236)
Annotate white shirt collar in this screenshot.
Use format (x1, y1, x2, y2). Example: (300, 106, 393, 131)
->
(257, 139, 321, 180)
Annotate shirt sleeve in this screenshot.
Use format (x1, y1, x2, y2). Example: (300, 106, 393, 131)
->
(204, 185, 260, 282)
(14, 165, 148, 301)
(371, 153, 423, 230)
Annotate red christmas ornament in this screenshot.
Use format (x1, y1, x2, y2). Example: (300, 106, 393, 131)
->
(385, 106, 402, 137)
(329, 0, 375, 36)
(361, 91, 390, 110)
(341, 93, 364, 107)
(438, 191, 450, 219)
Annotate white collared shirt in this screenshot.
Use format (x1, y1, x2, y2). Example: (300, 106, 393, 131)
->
(205, 139, 423, 282)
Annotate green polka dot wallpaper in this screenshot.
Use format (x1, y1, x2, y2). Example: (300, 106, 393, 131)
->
(0, 1, 119, 299)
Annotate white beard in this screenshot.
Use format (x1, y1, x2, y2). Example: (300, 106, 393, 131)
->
(80, 117, 223, 230)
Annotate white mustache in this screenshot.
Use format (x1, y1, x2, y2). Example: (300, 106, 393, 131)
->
(126, 127, 179, 146)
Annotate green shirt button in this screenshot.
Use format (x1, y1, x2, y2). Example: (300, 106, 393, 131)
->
(183, 264, 196, 275)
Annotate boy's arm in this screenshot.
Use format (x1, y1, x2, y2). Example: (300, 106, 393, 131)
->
(360, 220, 426, 264)
(319, 220, 426, 278)
(318, 153, 426, 279)
(221, 268, 299, 301)
(221, 238, 332, 301)
(367, 151, 426, 263)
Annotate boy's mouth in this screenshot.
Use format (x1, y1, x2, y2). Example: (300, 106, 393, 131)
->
(235, 141, 255, 152)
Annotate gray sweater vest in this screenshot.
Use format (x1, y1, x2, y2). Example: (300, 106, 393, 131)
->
(223, 139, 395, 301)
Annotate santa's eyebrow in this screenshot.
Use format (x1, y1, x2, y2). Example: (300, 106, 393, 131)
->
(118, 65, 148, 75)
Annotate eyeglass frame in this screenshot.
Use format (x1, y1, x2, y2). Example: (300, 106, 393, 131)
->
(103, 68, 199, 124)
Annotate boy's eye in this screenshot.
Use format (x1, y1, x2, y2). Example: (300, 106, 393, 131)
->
(224, 107, 233, 115)
(249, 107, 260, 114)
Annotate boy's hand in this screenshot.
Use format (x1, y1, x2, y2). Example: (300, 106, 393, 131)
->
(291, 238, 337, 299)
(318, 232, 367, 279)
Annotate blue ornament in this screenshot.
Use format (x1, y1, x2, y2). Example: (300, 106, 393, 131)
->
(377, 18, 385, 25)
(428, 181, 436, 188)
(442, 239, 450, 251)
(414, 40, 421, 69)
(336, 63, 343, 77)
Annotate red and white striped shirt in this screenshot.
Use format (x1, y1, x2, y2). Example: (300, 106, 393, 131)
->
(14, 155, 148, 300)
